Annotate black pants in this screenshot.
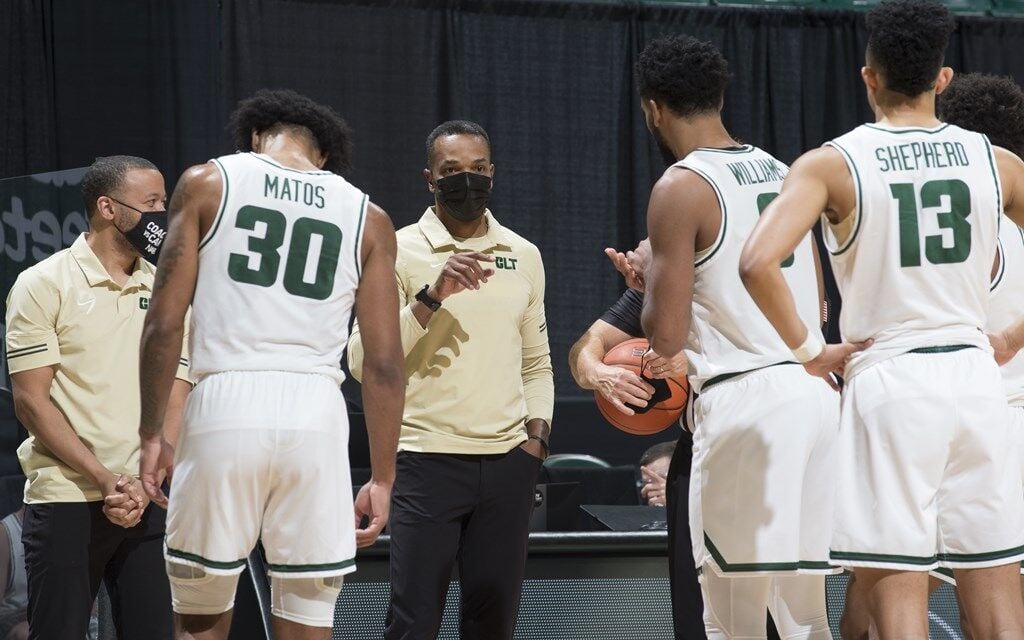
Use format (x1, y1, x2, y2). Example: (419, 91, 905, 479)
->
(22, 501, 172, 640)
(385, 448, 541, 640)
(666, 428, 707, 640)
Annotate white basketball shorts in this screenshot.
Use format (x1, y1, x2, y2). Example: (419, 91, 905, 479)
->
(831, 346, 1024, 572)
(690, 363, 840, 576)
(165, 371, 357, 579)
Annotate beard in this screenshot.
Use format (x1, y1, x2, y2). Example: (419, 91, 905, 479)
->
(652, 128, 678, 167)
(112, 211, 142, 257)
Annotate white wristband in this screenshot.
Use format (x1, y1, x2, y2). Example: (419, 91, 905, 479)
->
(791, 329, 825, 363)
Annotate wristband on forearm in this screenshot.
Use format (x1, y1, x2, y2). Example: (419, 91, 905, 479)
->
(792, 328, 825, 363)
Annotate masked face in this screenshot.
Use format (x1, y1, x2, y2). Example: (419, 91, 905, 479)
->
(109, 197, 169, 262)
(434, 171, 492, 222)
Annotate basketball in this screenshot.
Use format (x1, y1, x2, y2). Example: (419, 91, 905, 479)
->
(595, 338, 688, 435)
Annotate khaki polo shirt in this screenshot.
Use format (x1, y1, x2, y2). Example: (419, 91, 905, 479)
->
(348, 208, 553, 454)
(5, 234, 190, 503)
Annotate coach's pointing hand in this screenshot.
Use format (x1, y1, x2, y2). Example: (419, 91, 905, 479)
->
(429, 252, 495, 301)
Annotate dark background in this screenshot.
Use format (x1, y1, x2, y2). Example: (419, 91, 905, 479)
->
(5, 0, 1024, 462)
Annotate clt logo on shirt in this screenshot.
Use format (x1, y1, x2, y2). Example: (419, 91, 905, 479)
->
(494, 256, 518, 271)
(139, 298, 150, 310)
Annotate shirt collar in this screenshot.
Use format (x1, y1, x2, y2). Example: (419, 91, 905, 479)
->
(416, 208, 512, 252)
(70, 233, 154, 291)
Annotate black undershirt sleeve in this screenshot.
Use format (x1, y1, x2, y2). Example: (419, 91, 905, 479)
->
(598, 288, 645, 338)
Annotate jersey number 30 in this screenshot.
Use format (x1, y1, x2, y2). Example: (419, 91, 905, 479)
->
(890, 179, 971, 267)
(227, 205, 343, 300)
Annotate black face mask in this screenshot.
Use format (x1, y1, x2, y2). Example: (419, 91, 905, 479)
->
(109, 198, 169, 262)
(434, 172, 492, 222)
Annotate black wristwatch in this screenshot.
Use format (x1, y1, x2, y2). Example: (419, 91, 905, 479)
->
(415, 284, 442, 312)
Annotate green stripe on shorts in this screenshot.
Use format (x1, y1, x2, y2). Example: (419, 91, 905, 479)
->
(907, 344, 976, 355)
(265, 558, 356, 573)
(166, 547, 247, 571)
(705, 534, 832, 573)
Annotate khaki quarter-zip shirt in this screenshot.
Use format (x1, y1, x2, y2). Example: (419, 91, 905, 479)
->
(348, 209, 553, 454)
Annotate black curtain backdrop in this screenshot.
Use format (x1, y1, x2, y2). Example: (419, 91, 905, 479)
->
(6, 0, 1024, 401)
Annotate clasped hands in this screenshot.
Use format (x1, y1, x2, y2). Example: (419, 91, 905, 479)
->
(101, 473, 150, 529)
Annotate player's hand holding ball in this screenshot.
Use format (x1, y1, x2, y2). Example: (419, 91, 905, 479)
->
(593, 363, 655, 417)
(645, 349, 687, 380)
(354, 479, 392, 548)
(429, 251, 495, 301)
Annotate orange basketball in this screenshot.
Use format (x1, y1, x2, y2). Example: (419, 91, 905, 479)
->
(595, 338, 688, 435)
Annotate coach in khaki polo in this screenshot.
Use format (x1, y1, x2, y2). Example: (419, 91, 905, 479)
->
(7, 236, 190, 502)
(5, 156, 190, 639)
(348, 121, 553, 640)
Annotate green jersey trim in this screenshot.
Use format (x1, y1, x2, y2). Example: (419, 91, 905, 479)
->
(693, 145, 754, 155)
(353, 194, 368, 279)
(983, 134, 1003, 236)
(862, 123, 951, 135)
(249, 152, 332, 176)
(705, 533, 834, 573)
(824, 141, 862, 257)
(992, 240, 1007, 292)
(681, 165, 728, 268)
(199, 158, 230, 251)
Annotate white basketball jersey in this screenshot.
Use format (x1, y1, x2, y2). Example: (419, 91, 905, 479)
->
(189, 152, 368, 384)
(989, 218, 1024, 406)
(678, 145, 822, 392)
(824, 123, 1000, 379)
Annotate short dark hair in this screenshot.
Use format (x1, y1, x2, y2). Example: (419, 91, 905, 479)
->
(640, 441, 676, 467)
(80, 155, 159, 219)
(939, 74, 1024, 158)
(425, 120, 491, 166)
(636, 35, 729, 118)
(228, 89, 353, 176)
(866, 0, 955, 99)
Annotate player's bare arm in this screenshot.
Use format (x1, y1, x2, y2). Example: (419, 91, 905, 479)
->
(569, 320, 654, 416)
(138, 163, 218, 505)
(988, 146, 1024, 362)
(352, 202, 405, 548)
(740, 147, 868, 385)
(640, 169, 710, 361)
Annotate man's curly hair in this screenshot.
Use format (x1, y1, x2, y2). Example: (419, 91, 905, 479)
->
(866, 0, 955, 98)
(228, 89, 354, 176)
(939, 74, 1024, 157)
(636, 35, 730, 118)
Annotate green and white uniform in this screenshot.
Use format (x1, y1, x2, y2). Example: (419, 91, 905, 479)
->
(824, 123, 1024, 571)
(166, 152, 368, 585)
(681, 145, 839, 577)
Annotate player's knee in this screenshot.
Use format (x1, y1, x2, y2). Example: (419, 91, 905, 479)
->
(167, 562, 239, 616)
(271, 574, 343, 628)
